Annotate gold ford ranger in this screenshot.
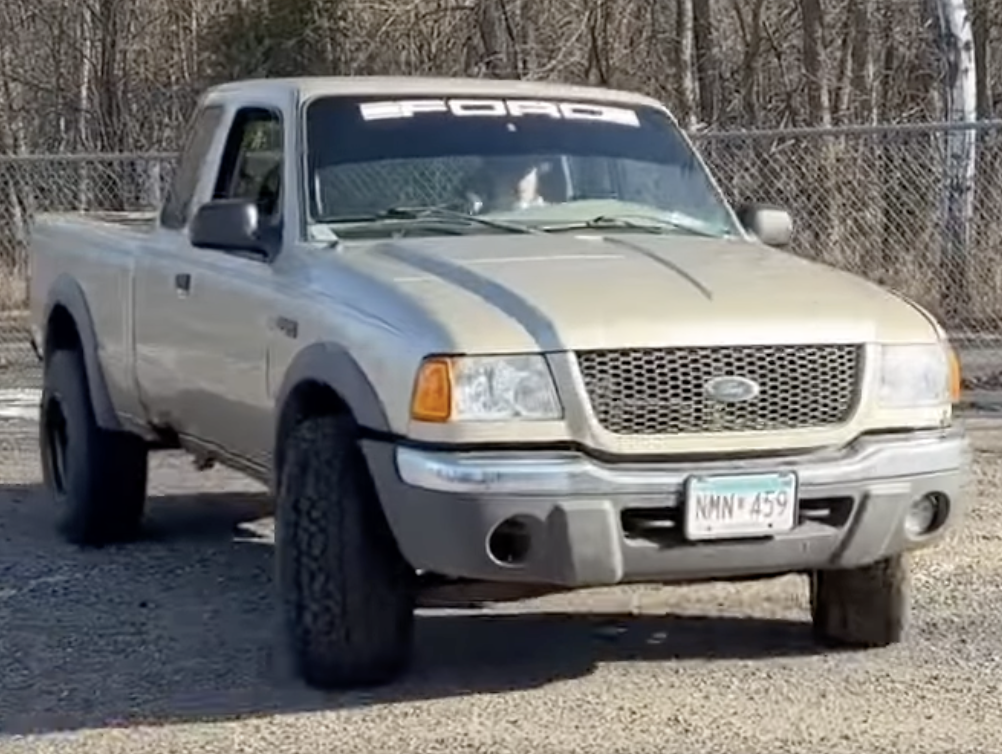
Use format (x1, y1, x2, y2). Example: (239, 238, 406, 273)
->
(27, 76, 971, 690)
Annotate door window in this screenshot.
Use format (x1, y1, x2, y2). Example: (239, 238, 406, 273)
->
(213, 107, 284, 223)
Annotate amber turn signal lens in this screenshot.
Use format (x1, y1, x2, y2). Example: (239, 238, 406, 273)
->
(948, 345, 962, 404)
(411, 358, 453, 422)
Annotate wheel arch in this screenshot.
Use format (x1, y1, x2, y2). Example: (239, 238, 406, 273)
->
(42, 275, 122, 431)
(272, 342, 392, 491)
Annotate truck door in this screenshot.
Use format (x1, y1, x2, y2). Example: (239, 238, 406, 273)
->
(162, 105, 285, 466)
(134, 103, 227, 430)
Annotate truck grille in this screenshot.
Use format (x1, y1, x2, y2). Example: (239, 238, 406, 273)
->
(576, 345, 863, 436)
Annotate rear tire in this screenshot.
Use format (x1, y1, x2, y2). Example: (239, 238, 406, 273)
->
(276, 414, 415, 689)
(810, 555, 910, 648)
(40, 347, 148, 546)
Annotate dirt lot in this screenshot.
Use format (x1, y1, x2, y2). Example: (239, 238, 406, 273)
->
(1, 412, 1001, 754)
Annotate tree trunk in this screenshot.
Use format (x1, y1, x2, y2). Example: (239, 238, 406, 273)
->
(800, 0, 832, 128)
(732, 0, 765, 126)
(931, 0, 977, 323)
(849, 0, 877, 124)
(971, 0, 990, 118)
(833, 7, 854, 122)
(692, 0, 716, 127)
(674, 0, 698, 129)
(799, 0, 838, 263)
(77, 4, 93, 211)
(584, 0, 610, 86)
(477, 0, 506, 78)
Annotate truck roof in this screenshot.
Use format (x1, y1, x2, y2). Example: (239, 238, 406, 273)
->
(206, 76, 668, 112)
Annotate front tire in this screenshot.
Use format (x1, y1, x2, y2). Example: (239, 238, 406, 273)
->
(276, 414, 416, 689)
(810, 555, 910, 648)
(40, 347, 148, 546)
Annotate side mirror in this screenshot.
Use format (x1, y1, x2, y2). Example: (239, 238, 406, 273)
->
(736, 203, 793, 249)
(189, 199, 275, 260)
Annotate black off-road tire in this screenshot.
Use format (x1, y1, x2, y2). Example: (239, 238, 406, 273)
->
(810, 555, 910, 648)
(40, 347, 149, 546)
(276, 414, 416, 689)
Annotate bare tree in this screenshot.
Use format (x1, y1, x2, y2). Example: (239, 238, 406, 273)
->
(0, 0, 995, 151)
(849, 0, 877, 124)
(971, 0, 990, 117)
(692, 0, 716, 126)
(732, 0, 766, 126)
(674, 0, 698, 129)
(931, 0, 977, 320)
(800, 0, 832, 128)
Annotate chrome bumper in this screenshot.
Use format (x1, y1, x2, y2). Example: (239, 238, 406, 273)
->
(364, 427, 970, 588)
(396, 427, 969, 496)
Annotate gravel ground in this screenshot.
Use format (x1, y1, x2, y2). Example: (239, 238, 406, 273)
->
(1, 415, 1002, 754)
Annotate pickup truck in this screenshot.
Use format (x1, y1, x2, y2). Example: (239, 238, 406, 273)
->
(28, 75, 970, 690)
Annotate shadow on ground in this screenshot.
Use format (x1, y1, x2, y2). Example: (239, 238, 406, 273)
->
(0, 483, 824, 736)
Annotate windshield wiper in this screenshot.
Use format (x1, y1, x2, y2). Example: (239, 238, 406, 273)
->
(316, 205, 543, 235)
(538, 214, 725, 239)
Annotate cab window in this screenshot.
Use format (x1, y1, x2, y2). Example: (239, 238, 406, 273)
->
(213, 107, 284, 223)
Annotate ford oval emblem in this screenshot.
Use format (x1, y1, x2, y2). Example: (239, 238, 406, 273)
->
(704, 375, 760, 404)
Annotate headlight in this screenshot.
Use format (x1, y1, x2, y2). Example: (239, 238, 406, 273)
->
(878, 343, 959, 408)
(410, 354, 563, 422)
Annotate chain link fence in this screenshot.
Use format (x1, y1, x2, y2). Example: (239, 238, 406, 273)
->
(1, 122, 1001, 414)
(0, 153, 177, 409)
(693, 121, 1002, 406)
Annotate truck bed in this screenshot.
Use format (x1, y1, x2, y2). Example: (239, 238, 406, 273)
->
(28, 210, 160, 427)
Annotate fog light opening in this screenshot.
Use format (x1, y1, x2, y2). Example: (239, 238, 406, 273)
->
(904, 493, 949, 539)
(487, 517, 533, 567)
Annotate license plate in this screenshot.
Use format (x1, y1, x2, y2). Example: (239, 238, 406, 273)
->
(684, 472, 798, 541)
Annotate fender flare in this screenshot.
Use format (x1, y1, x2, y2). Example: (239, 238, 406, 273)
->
(272, 341, 392, 483)
(42, 275, 123, 431)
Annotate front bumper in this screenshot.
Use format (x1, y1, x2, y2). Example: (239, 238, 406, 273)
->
(362, 426, 971, 588)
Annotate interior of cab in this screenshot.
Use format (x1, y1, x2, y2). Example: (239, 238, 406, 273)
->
(212, 107, 284, 222)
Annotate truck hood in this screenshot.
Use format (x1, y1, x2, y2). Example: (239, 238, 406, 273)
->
(345, 232, 935, 353)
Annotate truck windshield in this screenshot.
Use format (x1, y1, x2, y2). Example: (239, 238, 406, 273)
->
(304, 94, 740, 240)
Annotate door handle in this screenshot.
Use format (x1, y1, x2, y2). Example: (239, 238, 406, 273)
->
(174, 272, 191, 294)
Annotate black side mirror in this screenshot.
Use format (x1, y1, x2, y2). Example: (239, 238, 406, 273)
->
(189, 199, 277, 260)
(735, 203, 793, 249)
